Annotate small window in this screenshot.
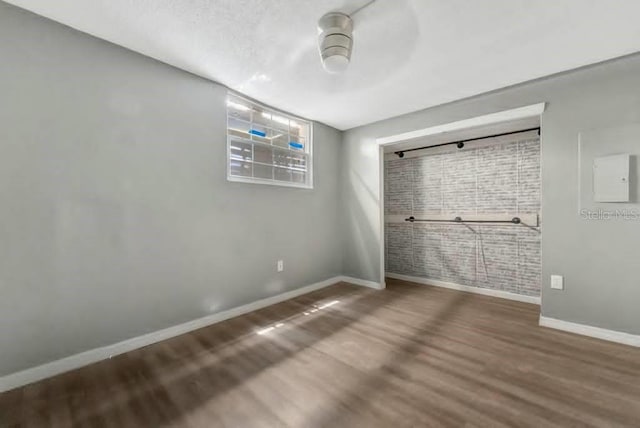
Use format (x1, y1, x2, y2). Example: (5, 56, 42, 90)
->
(227, 93, 313, 188)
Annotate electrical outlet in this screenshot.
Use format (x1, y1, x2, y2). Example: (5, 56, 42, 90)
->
(277, 260, 284, 272)
(550, 275, 564, 290)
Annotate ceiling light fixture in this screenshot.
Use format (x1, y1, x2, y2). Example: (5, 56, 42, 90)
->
(317, 12, 353, 74)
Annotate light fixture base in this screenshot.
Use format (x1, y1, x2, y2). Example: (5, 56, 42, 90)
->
(318, 12, 353, 74)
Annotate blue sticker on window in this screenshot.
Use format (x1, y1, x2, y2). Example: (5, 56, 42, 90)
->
(289, 142, 304, 150)
(249, 129, 267, 137)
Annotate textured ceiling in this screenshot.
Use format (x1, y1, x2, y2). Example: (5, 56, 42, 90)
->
(5, 0, 640, 130)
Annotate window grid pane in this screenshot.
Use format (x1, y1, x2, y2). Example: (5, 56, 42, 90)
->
(227, 93, 311, 188)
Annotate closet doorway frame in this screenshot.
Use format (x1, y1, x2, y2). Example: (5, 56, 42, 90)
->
(375, 103, 546, 290)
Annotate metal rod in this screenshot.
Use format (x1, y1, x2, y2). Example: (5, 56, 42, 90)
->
(395, 127, 540, 158)
(405, 216, 522, 224)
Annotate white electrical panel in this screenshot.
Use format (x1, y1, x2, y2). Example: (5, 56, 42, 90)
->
(593, 154, 630, 202)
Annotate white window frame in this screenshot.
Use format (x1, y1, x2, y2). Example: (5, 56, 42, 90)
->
(226, 93, 314, 189)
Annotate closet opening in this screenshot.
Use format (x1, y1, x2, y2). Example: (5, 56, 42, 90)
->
(380, 117, 542, 304)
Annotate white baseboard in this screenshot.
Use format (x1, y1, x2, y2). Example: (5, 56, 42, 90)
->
(385, 272, 541, 305)
(539, 316, 640, 347)
(340, 276, 385, 290)
(0, 275, 346, 394)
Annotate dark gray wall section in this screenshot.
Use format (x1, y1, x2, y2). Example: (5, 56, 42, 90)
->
(342, 53, 640, 335)
(384, 137, 541, 297)
(0, 2, 342, 376)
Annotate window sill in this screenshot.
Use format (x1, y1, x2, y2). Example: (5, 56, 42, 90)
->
(227, 175, 314, 190)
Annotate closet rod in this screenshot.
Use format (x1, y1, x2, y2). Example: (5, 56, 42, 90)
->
(405, 216, 522, 224)
(394, 127, 540, 158)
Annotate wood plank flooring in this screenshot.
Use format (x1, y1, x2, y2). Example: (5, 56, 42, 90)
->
(2, 278, 640, 427)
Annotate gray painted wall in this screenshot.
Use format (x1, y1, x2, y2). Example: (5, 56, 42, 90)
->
(342, 53, 640, 335)
(2, 0, 640, 380)
(0, 2, 342, 376)
(384, 136, 541, 297)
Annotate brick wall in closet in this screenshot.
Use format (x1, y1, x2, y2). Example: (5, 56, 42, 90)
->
(384, 137, 541, 297)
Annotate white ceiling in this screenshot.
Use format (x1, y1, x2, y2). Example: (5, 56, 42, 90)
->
(6, 0, 640, 130)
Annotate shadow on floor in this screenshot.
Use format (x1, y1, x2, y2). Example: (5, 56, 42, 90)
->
(0, 282, 405, 427)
